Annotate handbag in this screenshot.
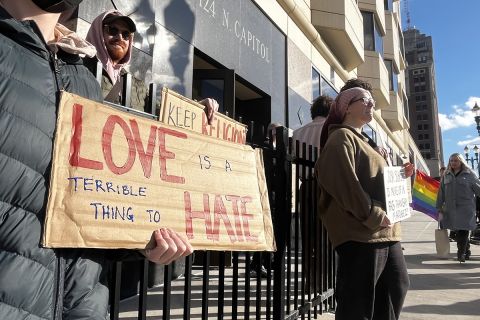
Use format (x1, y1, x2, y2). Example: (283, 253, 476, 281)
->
(435, 228, 450, 258)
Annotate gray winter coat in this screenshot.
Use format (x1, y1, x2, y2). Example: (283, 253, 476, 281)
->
(0, 7, 134, 319)
(436, 169, 480, 231)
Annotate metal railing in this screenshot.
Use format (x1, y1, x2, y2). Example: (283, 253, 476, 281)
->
(96, 69, 336, 319)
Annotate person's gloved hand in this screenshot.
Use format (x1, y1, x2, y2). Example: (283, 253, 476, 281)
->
(198, 98, 219, 125)
(142, 228, 193, 265)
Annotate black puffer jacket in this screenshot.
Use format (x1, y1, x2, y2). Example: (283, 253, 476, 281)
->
(0, 7, 113, 320)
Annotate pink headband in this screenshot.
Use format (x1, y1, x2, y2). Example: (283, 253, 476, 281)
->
(320, 87, 371, 149)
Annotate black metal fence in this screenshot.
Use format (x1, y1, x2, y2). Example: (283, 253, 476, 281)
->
(97, 70, 336, 319)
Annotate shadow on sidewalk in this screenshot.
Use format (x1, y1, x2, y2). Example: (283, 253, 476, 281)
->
(402, 299, 480, 317)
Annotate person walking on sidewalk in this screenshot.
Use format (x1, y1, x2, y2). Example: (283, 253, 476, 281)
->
(315, 87, 414, 320)
(436, 153, 480, 262)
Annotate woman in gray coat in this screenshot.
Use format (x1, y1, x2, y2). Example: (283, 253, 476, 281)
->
(436, 153, 480, 262)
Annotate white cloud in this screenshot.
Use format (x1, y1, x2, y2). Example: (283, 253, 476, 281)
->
(457, 136, 480, 146)
(439, 96, 480, 131)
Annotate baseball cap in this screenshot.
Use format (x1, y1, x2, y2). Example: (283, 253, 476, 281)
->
(103, 12, 136, 33)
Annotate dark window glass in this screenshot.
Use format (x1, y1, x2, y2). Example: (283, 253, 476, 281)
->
(363, 124, 377, 143)
(384, 0, 393, 11)
(419, 134, 423, 140)
(321, 76, 338, 98)
(312, 68, 320, 100)
(374, 18, 384, 56)
(417, 124, 422, 130)
(362, 11, 375, 51)
(384, 59, 398, 92)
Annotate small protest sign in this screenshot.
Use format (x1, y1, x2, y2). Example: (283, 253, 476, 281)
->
(160, 88, 247, 144)
(383, 166, 411, 223)
(43, 92, 275, 251)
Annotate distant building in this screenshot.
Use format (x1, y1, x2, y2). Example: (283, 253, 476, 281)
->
(403, 28, 444, 176)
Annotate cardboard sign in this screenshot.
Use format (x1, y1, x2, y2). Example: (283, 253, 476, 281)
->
(43, 92, 275, 251)
(383, 166, 411, 223)
(159, 88, 247, 144)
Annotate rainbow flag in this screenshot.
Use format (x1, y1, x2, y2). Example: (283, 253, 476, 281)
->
(411, 170, 440, 220)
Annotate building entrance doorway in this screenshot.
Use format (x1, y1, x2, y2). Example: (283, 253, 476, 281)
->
(192, 52, 270, 146)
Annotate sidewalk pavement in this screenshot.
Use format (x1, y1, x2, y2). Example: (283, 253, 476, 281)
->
(400, 210, 480, 320)
(119, 210, 480, 319)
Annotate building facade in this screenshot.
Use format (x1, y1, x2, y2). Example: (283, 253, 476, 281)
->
(404, 28, 444, 176)
(72, 0, 428, 173)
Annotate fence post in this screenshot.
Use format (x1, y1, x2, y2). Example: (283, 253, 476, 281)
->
(272, 126, 291, 320)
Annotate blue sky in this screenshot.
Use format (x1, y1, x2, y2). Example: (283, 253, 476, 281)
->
(404, 1, 480, 165)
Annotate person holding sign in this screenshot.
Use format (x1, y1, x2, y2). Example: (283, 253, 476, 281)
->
(315, 87, 414, 320)
(85, 10, 219, 120)
(0, 1, 192, 319)
(436, 153, 480, 262)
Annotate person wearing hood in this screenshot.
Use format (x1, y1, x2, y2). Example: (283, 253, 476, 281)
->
(315, 87, 414, 320)
(0, 1, 192, 319)
(85, 10, 219, 122)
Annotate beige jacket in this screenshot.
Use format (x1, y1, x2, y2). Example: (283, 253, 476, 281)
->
(315, 125, 401, 248)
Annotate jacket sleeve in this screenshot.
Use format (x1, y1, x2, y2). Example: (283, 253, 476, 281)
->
(469, 174, 480, 196)
(317, 136, 385, 230)
(436, 178, 445, 210)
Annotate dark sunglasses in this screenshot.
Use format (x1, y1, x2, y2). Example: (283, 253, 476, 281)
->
(350, 96, 375, 106)
(103, 25, 132, 40)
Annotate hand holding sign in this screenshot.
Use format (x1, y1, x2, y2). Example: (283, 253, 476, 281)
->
(142, 228, 193, 265)
(402, 162, 415, 178)
(198, 98, 220, 125)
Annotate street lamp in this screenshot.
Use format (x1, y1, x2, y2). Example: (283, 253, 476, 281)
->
(472, 102, 480, 136)
(464, 145, 480, 176)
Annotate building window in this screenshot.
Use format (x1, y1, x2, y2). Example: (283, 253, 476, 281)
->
(422, 114, 428, 120)
(362, 11, 383, 56)
(321, 76, 337, 99)
(403, 93, 409, 122)
(418, 134, 423, 140)
(424, 124, 429, 130)
(419, 144, 424, 149)
(312, 68, 320, 100)
(417, 114, 422, 121)
(417, 124, 422, 130)
(398, 29, 405, 58)
(384, 59, 398, 92)
(425, 153, 431, 159)
(363, 124, 377, 143)
(384, 0, 393, 11)
(313, 67, 338, 101)
(425, 143, 430, 149)
(424, 133, 429, 139)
